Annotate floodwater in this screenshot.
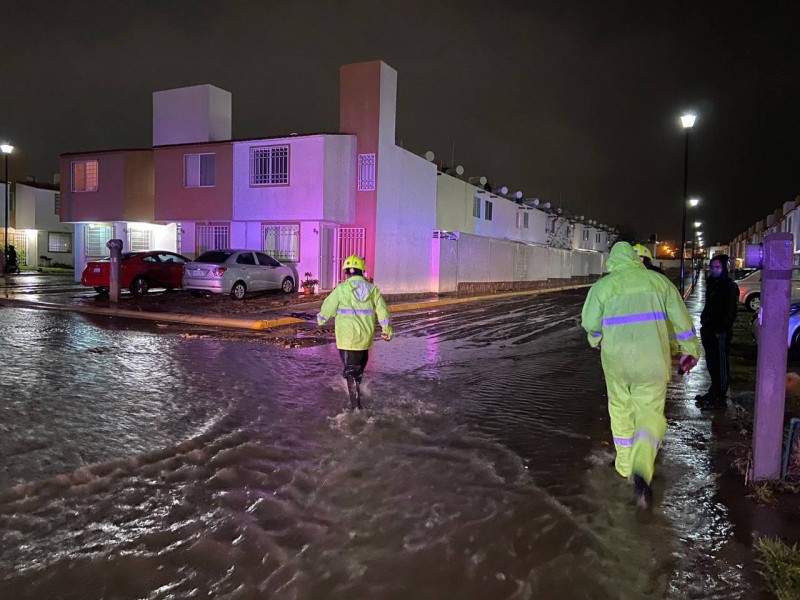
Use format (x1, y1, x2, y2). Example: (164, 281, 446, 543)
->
(0, 289, 760, 599)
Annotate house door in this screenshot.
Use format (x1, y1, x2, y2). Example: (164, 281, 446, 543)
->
(320, 226, 335, 290)
(334, 227, 366, 285)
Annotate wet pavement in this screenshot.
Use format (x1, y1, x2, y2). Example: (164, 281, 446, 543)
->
(0, 272, 788, 598)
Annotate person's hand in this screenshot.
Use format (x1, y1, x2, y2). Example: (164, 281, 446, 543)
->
(381, 332, 392, 341)
(679, 355, 698, 373)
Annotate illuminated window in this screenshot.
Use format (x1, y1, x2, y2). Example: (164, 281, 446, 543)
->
(472, 197, 481, 218)
(86, 225, 112, 256)
(262, 223, 299, 262)
(196, 223, 229, 255)
(484, 200, 493, 221)
(48, 232, 72, 253)
(357, 153, 376, 191)
(250, 145, 289, 185)
(127, 228, 152, 252)
(184, 154, 215, 187)
(71, 160, 98, 192)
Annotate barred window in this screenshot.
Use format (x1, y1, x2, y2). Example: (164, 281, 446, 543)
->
(86, 224, 113, 257)
(184, 154, 215, 187)
(250, 145, 289, 185)
(48, 232, 72, 253)
(127, 228, 152, 252)
(262, 224, 299, 262)
(196, 223, 229, 255)
(54, 193, 61, 215)
(357, 153, 376, 191)
(72, 160, 98, 192)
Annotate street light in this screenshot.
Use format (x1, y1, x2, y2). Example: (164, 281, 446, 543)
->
(679, 113, 697, 296)
(1, 144, 12, 270)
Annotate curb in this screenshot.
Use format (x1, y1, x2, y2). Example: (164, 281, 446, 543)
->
(0, 283, 593, 332)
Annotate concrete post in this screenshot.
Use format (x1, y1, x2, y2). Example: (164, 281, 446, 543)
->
(106, 239, 124, 304)
(750, 232, 792, 481)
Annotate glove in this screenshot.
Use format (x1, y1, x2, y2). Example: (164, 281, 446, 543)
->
(678, 355, 698, 374)
(381, 332, 392, 341)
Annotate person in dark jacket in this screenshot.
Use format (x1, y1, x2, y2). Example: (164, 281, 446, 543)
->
(696, 255, 739, 410)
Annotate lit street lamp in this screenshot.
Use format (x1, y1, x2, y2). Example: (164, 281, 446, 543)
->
(679, 113, 697, 296)
(1, 143, 13, 270)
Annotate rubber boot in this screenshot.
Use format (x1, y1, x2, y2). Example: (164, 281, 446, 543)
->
(346, 377, 362, 410)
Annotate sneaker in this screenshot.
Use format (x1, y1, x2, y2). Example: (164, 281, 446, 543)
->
(698, 397, 727, 411)
(633, 475, 652, 510)
(694, 392, 716, 406)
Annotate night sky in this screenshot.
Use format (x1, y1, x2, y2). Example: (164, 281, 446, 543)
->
(2, 1, 798, 244)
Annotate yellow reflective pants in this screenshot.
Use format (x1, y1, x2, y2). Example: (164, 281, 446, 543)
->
(606, 378, 668, 484)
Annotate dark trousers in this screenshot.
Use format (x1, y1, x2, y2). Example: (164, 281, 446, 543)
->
(701, 327, 732, 398)
(339, 350, 369, 409)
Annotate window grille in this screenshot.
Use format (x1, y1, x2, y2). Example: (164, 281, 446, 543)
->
(48, 232, 72, 252)
(433, 230, 459, 240)
(484, 200, 493, 221)
(335, 227, 366, 285)
(86, 225, 112, 257)
(262, 224, 299, 262)
(127, 228, 152, 252)
(357, 153, 376, 191)
(472, 197, 481, 218)
(195, 223, 229, 255)
(184, 153, 215, 187)
(71, 160, 98, 192)
(250, 145, 289, 185)
(54, 193, 61, 215)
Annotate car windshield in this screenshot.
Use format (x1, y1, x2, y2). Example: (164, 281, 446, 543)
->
(195, 251, 234, 263)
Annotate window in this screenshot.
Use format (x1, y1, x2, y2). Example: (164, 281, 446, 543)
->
(358, 153, 376, 191)
(86, 225, 113, 257)
(582, 229, 590, 241)
(48, 232, 72, 253)
(484, 201, 493, 221)
(546, 219, 556, 233)
(250, 145, 289, 185)
(54, 193, 61, 215)
(516, 212, 523, 229)
(472, 197, 481, 218)
(523, 212, 529, 229)
(71, 160, 99, 192)
(127, 228, 152, 252)
(256, 252, 281, 267)
(184, 153, 215, 187)
(235, 252, 256, 265)
(195, 223, 229, 255)
(596, 232, 601, 243)
(262, 223, 299, 262)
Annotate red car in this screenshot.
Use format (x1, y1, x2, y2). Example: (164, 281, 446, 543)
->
(81, 251, 190, 295)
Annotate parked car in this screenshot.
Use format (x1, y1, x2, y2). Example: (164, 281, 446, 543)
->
(737, 269, 800, 312)
(182, 249, 296, 299)
(81, 250, 190, 295)
(750, 302, 800, 353)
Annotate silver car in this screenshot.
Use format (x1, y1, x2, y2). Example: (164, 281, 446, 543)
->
(751, 302, 800, 353)
(738, 269, 800, 311)
(183, 249, 296, 299)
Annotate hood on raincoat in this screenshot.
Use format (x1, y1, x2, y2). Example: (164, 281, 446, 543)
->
(606, 242, 645, 273)
(347, 277, 374, 302)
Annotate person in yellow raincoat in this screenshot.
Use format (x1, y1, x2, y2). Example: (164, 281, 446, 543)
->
(317, 255, 393, 410)
(581, 241, 699, 509)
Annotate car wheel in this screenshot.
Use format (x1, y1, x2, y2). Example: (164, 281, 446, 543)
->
(189, 290, 204, 298)
(745, 293, 760, 312)
(281, 276, 295, 294)
(130, 276, 149, 296)
(231, 281, 247, 300)
(93, 286, 109, 295)
(792, 329, 800, 356)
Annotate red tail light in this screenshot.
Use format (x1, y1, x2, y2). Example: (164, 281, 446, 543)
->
(211, 267, 226, 277)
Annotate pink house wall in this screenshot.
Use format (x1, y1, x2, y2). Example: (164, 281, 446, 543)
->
(154, 143, 234, 222)
(60, 153, 125, 222)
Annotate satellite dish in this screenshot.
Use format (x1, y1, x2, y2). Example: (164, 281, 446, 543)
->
(455, 165, 464, 176)
(424, 151, 435, 161)
(479, 176, 487, 186)
(532, 199, 540, 206)
(543, 202, 551, 209)
(514, 191, 523, 199)
(497, 186, 508, 195)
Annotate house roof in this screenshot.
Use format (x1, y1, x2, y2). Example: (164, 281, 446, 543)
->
(15, 181, 59, 191)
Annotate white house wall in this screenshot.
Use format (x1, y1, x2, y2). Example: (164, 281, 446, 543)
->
(374, 146, 437, 294)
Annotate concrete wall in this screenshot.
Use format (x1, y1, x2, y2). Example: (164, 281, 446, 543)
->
(433, 232, 605, 293)
(15, 184, 75, 267)
(153, 85, 232, 146)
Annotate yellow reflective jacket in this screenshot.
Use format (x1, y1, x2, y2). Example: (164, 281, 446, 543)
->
(581, 242, 700, 384)
(317, 276, 393, 351)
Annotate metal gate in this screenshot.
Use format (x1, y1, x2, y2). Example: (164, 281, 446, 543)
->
(334, 227, 365, 285)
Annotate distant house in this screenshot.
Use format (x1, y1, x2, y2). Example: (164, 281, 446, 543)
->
(7, 181, 74, 268)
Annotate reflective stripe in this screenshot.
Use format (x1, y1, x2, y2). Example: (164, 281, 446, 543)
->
(337, 308, 375, 316)
(633, 429, 660, 449)
(674, 328, 696, 340)
(613, 436, 633, 447)
(316, 314, 328, 325)
(590, 331, 603, 338)
(602, 311, 666, 327)
(379, 319, 390, 326)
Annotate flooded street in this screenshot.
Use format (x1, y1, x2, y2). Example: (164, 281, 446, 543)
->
(0, 289, 761, 599)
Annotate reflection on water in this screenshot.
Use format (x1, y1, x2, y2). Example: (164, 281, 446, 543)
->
(0, 293, 757, 598)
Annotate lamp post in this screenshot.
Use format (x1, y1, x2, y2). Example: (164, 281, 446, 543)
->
(1, 144, 13, 269)
(693, 222, 702, 285)
(679, 114, 696, 296)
